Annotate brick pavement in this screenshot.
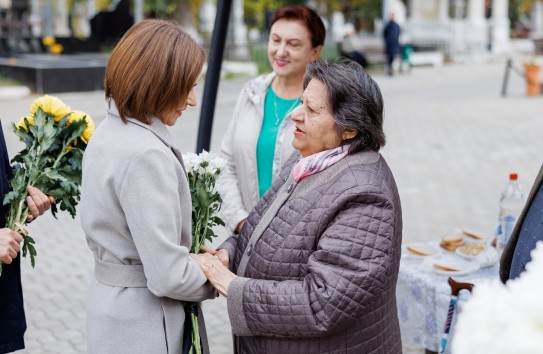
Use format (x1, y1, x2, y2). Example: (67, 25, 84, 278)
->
(1, 56, 541, 354)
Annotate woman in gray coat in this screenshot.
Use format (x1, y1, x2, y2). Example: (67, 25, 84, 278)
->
(194, 60, 403, 353)
(81, 20, 215, 354)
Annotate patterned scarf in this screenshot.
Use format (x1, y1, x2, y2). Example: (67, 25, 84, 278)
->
(292, 145, 350, 183)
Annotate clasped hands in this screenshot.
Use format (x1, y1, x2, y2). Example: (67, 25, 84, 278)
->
(0, 186, 54, 264)
(191, 246, 236, 297)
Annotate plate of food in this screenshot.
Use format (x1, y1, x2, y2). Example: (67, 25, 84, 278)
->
(439, 233, 464, 251)
(404, 243, 441, 258)
(456, 243, 487, 258)
(462, 229, 488, 243)
(431, 258, 480, 276)
(456, 243, 499, 267)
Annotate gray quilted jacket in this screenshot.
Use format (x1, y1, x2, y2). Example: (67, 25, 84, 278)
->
(220, 150, 403, 354)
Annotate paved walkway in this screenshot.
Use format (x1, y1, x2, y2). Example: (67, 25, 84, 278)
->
(0, 56, 541, 353)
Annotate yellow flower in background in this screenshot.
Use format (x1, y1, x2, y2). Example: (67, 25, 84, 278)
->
(68, 110, 95, 143)
(15, 115, 34, 132)
(30, 95, 71, 122)
(50, 44, 63, 55)
(42, 36, 55, 46)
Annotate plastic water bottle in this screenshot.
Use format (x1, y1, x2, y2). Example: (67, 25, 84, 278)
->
(496, 173, 525, 251)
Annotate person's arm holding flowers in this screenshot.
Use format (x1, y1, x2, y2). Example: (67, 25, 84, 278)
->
(0, 186, 53, 264)
(0, 95, 94, 275)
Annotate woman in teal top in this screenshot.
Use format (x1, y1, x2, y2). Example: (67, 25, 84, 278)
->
(257, 91, 301, 196)
(219, 5, 325, 234)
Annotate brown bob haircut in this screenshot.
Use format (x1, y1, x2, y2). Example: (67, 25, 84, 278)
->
(104, 19, 205, 124)
(271, 5, 325, 48)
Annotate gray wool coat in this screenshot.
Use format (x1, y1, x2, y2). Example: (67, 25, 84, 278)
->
(220, 150, 403, 354)
(81, 100, 215, 354)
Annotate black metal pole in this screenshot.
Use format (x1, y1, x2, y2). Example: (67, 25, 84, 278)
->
(196, 0, 233, 153)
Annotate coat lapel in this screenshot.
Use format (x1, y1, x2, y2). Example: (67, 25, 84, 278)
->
(106, 100, 188, 176)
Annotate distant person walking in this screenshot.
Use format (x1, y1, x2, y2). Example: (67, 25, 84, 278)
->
(383, 13, 401, 76)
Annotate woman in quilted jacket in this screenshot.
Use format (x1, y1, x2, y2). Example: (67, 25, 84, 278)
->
(193, 60, 403, 354)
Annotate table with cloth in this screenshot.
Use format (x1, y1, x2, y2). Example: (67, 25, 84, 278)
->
(396, 241, 499, 354)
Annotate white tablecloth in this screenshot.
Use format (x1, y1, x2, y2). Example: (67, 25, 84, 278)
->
(396, 243, 499, 353)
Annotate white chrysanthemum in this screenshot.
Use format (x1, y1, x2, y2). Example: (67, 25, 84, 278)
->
(205, 152, 227, 176)
(182, 152, 199, 173)
(452, 241, 543, 354)
(182, 151, 226, 178)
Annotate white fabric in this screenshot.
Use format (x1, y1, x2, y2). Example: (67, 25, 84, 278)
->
(397, 241, 499, 353)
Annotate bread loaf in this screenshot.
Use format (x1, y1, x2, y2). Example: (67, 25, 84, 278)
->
(440, 234, 464, 251)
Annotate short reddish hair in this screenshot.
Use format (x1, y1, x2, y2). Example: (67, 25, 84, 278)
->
(271, 5, 325, 48)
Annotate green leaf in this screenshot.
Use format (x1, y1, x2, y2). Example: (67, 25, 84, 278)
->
(3, 190, 19, 206)
(211, 216, 225, 227)
(21, 235, 36, 268)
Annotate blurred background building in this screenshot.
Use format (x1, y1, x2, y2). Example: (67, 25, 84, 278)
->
(0, 0, 542, 75)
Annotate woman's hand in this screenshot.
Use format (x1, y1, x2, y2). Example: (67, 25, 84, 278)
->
(215, 249, 230, 269)
(191, 252, 236, 297)
(0, 228, 23, 264)
(199, 246, 230, 268)
(26, 186, 55, 222)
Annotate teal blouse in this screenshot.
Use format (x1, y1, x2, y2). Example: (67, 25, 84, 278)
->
(256, 88, 300, 197)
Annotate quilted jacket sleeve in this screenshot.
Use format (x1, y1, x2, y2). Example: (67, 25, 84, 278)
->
(227, 183, 398, 338)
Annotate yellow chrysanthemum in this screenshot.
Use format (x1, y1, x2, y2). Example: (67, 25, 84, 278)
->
(42, 36, 55, 46)
(29, 95, 71, 122)
(15, 115, 35, 132)
(68, 110, 95, 144)
(50, 43, 63, 55)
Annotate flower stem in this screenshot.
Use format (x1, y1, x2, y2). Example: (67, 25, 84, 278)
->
(191, 313, 202, 354)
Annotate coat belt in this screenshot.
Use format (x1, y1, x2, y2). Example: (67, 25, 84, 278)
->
(94, 258, 147, 287)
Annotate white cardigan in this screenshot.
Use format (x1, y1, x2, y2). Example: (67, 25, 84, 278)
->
(81, 100, 214, 354)
(219, 73, 296, 233)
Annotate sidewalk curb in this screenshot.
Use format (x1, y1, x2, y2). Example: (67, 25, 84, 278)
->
(0, 86, 31, 100)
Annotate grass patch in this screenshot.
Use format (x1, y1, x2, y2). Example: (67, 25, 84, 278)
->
(0, 75, 22, 87)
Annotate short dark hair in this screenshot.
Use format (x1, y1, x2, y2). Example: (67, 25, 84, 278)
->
(303, 59, 386, 153)
(105, 19, 205, 124)
(271, 5, 325, 48)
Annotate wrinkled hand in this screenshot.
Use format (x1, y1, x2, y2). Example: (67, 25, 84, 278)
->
(215, 249, 230, 269)
(191, 253, 236, 297)
(0, 228, 23, 264)
(26, 186, 55, 222)
(200, 246, 230, 269)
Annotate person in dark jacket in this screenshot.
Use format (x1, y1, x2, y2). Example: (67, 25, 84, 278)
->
(500, 165, 543, 282)
(383, 13, 401, 76)
(0, 124, 53, 353)
(193, 60, 403, 354)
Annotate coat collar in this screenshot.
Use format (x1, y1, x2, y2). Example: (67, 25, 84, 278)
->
(106, 99, 175, 148)
(245, 72, 275, 106)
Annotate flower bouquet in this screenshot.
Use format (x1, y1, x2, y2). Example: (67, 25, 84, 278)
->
(452, 241, 543, 354)
(0, 95, 94, 275)
(182, 151, 226, 354)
